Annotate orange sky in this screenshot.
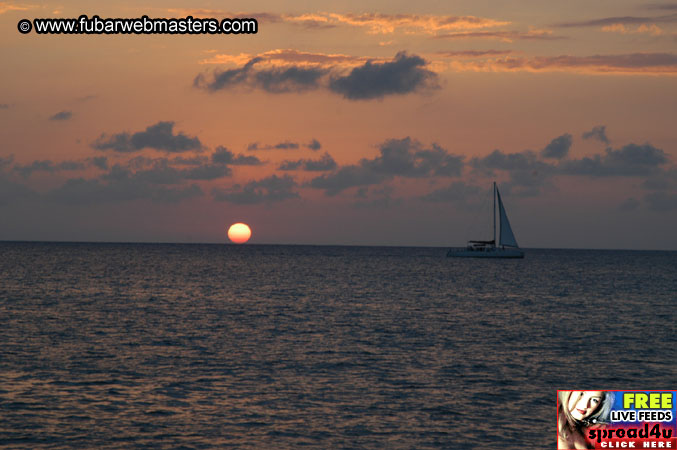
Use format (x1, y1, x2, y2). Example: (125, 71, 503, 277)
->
(1, 1, 676, 248)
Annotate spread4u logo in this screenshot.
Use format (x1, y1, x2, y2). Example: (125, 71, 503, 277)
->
(557, 391, 676, 449)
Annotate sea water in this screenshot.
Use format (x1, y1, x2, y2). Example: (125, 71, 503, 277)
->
(1, 242, 675, 449)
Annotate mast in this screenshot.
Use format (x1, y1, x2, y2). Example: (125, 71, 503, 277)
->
(493, 182, 496, 246)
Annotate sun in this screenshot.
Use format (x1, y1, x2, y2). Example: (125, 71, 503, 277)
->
(227, 223, 252, 244)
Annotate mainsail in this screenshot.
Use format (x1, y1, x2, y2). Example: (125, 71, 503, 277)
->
(496, 188, 518, 248)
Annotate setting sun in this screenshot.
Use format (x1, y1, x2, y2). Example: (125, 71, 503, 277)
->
(227, 223, 252, 244)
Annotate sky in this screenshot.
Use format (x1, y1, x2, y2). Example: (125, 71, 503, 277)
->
(1, 0, 676, 249)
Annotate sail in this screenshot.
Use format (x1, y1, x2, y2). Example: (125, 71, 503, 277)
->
(496, 188, 519, 248)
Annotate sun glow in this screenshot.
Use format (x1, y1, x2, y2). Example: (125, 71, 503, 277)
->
(227, 223, 252, 244)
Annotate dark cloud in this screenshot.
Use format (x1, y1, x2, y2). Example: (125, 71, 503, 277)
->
(328, 52, 439, 100)
(116, 157, 233, 184)
(194, 57, 261, 91)
(212, 174, 299, 204)
(542, 133, 572, 159)
(171, 155, 209, 166)
(307, 139, 322, 151)
(194, 57, 327, 93)
(253, 66, 329, 93)
(309, 137, 463, 195)
(582, 126, 610, 144)
(644, 192, 677, 211)
(247, 141, 300, 151)
(48, 176, 203, 205)
(76, 94, 97, 102)
(421, 181, 481, 203)
(92, 121, 202, 153)
(211, 146, 263, 165)
(183, 164, 232, 180)
(364, 138, 463, 177)
(554, 13, 677, 27)
(13, 160, 85, 178)
(641, 168, 677, 190)
(472, 149, 550, 172)
(560, 143, 668, 176)
(149, 184, 204, 204)
(485, 53, 677, 74)
(0, 172, 37, 205)
(619, 197, 640, 211)
(471, 149, 557, 196)
(0, 104, 10, 109)
(90, 156, 108, 170)
(353, 185, 402, 209)
(309, 165, 386, 196)
(279, 152, 337, 171)
(646, 3, 677, 11)
(49, 110, 73, 121)
(195, 52, 439, 100)
(0, 155, 14, 169)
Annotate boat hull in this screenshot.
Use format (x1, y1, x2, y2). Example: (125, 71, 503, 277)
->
(446, 248, 524, 258)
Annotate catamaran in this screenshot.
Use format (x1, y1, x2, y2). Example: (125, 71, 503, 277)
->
(447, 182, 524, 258)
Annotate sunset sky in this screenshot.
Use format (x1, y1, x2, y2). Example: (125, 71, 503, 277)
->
(1, 0, 676, 249)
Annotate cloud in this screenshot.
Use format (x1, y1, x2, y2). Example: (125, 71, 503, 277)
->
(212, 174, 299, 204)
(115, 157, 235, 184)
(92, 121, 202, 153)
(541, 133, 572, 159)
(49, 110, 73, 121)
(446, 52, 677, 75)
(601, 23, 664, 36)
(644, 192, 677, 211)
(298, 12, 509, 35)
(48, 176, 203, 205)
(436, 50, 513, 58)
(421, 181, 482, 203)
(641, 168, 677, 191)
(582, 125, 610, 144)
(435, 29, 563, 42)
(328, 52, 439, 100)
(353, 185, 402, 209)
(470, 137, 671, 198)
(0, 103, 10, 109)
(252, 65, 330, 93)
(13, 159, 85, 178)
(0, 2, 35, 14)
(366, 138, 464, 177)
(194, 57, 328, 93)
(309, 137, 463, 195)
(0, 170, 36, 205)
(309, 165, 387, 196)
(196, 52, 439, 100)
(472, 149, 547, 172)
(247, 140, 300, 151)
(211, 146, 263, 165)
(89, 156, 108, 170)
(560, 143, 668, 176)
(0, 155, 14, 169)
(554, 13, 677, 28)
(199, 49, 365, 68)
(171, 9, 509, 35)
(471, 149, 556, 196)
(619, 197, 640, 211)
(279, 152, 337, 171)
(646, 3, 677, 11)
(307, 139, 322, 151)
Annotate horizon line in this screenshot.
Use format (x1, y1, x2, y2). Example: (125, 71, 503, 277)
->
(0, 239, 675, 253)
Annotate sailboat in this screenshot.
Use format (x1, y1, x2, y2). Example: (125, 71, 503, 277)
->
(446, 182, 524, 258)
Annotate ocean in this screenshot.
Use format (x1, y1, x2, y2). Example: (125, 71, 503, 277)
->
(1, 242, 675, 449)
